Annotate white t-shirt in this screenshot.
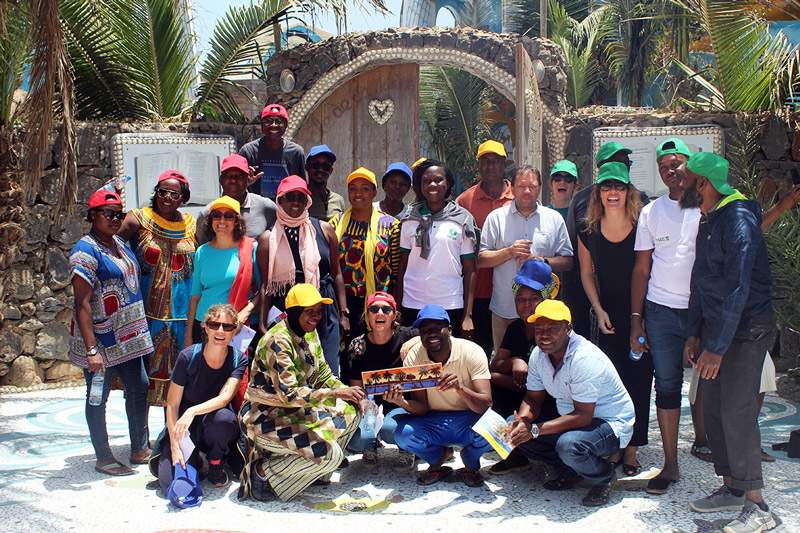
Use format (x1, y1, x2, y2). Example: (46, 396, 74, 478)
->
(400, 219, 476, 309)
(634, 195, 701, 309)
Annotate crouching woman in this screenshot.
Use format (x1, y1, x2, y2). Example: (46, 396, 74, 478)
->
(239, 284, 365, 502)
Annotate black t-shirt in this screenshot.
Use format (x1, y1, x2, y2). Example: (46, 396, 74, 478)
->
(171, 344, 248, 414)
(499, 318, 536, 364)
(348, 326, 418, 410)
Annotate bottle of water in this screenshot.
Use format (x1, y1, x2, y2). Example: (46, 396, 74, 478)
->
(360, 395, 377, 438)
(88, 369, 105, 406)
(101, 175, 131, 192)
(629, 337, 645, 361)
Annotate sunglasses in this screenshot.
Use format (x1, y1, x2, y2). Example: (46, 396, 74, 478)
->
(599, 181, 629, 192)
(262, 118, 286, 126)
(368, 305, 394, 314)
(211, 210, 236, 220)
(551, 174, 576, 183)
(157, 188, 182, 201)
(205, 320, 236, 332)
(308, 161, 333, 172)
(283, 192, 308, 203)
(93, 208, 126, 221)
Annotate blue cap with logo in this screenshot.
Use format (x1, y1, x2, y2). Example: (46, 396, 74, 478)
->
(412, 304, 451, 329)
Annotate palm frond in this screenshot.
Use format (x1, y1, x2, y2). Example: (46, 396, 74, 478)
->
(0, 0, 32, 126)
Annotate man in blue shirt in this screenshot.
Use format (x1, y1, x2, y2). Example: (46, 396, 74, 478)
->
(508, 299, 634, 507)
(680, 152, 777, 533)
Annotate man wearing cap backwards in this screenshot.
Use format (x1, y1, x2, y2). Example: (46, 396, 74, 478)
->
(196, 154, 278, 246)
(456, 140, 515, 356)
(305, 144, 345, 222)
(239, 103, 306, 199)
(508, 300, 634, 507)
(627, 138, 699, 495)
(679, 152, 777, 532)
(392, 304, 493, 487)
(479, 165, 573, 355)
(546, 160, 579, 221)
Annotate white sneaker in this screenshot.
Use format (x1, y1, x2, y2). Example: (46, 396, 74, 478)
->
(393, 450, 419, 472)
(690, 485, 746, 513)
(722, 500, 777, 533)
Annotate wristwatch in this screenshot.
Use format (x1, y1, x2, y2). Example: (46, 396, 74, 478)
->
(87, 346, 99, 357)
(530, 423, 540, 439)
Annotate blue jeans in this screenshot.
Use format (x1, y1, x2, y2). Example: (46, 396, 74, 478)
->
(518, 418, 620, 485)
(644, 300, 688, 409)
(348, 407, 407, 452)
(83, 356, 150, 461)
(394, 410, 492, 470)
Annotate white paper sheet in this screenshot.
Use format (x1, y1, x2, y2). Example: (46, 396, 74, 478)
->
(178, 434, 195, 460)
(230, 325, 256, 354)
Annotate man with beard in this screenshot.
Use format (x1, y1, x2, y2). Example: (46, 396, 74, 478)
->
(681, 152, 777, 533)
(629, 138, 699, 494)
(305, 144, 345, 222)
(239, 103, 306, 200)
(391, 305, 493, 487)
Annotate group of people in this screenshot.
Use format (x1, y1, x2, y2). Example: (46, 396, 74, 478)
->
(66, 101, 800, 533)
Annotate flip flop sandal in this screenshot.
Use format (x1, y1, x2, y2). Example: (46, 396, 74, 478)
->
(417, 466, 453, 485)
(622, 463, 642, 477)
(645, 477, 676, 495)
(95, 460, 135, 476)
(130, 450, 152, 464)
(458, 468, 485, 487)
(691, 443, 713, 463)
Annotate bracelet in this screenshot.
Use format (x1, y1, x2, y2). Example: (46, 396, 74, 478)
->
(630, 312, 643, 318)
(340, 308, 350, 316)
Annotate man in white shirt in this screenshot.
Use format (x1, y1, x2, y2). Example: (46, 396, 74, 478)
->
(630, 138, 699, 494)
(478, 166, 573, 353)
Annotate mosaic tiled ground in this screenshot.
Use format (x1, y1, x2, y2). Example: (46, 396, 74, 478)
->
(1, 378, 798, 533)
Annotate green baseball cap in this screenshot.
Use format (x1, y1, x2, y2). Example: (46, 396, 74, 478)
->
(596, 162, 631, 185)
(685, 152, 733, 195)
(595, 142, 632, 166)
(550, 160, 578, 178)
(657, 138, 691, 160)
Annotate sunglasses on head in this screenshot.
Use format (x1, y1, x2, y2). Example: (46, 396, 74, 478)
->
(599, 181, 629, 192)
(283, 192, 308, 204)
(211, 210, 236, 220)
(308, 161, 333, 172)
(205, 320, 236, 332)
(157, 188, 182, 201)
(93, 208, 126, 221)
(551, 174, 576, 183)
(368, 305, 394, 314)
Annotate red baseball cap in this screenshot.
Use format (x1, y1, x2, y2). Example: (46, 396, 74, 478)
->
(276, 175, 311, 197)
(220, 154, 249, 175)
(261, 103, 289, 122)
(88, 189, 123, 209)
(367, 291, 396, 310)
(158, 170, 188, 185)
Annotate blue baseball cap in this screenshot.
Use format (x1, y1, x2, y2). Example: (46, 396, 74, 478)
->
(167, 463, 203, 509)
(514, 259, 553, 291)
(306, 144, 337, 163)
(412, 304, 450, 329)
(382, 162, 412, 185)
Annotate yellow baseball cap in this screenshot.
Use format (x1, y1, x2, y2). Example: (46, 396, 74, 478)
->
(209, 195, 241, 214)
(410, 158, 427, 171)
(347, 167, 377, 187)
(527, 299, 572, 324)
(476, 140, 507, 159)
(285, 283, 333, 308)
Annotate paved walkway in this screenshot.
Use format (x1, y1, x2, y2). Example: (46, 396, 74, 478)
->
(1, 379, 798, 533)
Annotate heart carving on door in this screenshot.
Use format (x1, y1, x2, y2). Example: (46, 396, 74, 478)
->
(368, 99, 394, 125)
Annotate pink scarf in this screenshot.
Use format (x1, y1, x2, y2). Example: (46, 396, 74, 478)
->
(267, 198, 321, 295)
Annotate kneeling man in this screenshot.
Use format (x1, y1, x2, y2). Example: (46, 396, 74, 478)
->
(509, 300, 634, 507)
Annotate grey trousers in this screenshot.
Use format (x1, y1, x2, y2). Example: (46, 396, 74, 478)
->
(700, 313, 776, 491)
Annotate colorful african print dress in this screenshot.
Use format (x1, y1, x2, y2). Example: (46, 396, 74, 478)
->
(131, 207, 196, 406)
(239, 320, 359, 502)
(68, 235, 153, 367)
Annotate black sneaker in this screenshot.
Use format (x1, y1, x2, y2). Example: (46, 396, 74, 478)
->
(489, 453, 531, 475)
(543, 468, 582, 491)
(581, 472, 616, 507)
(207, 462, 229, 488)
(249, 467, 275, 501)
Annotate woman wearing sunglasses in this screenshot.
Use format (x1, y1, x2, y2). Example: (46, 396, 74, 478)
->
(152, 303, 248, 493)
(578, 162, 652, 477)
(185, 196, 260, 348)
(346, 291, 418, 470)
(256, 175, 347, 375)
(68, 189, 153, 476)
(117, 171, 196, 407)
(546, 160, 579, 221)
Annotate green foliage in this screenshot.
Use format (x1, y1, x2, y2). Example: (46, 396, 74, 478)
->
(0, 0, 32, 126)
(504, 0, 590, 35)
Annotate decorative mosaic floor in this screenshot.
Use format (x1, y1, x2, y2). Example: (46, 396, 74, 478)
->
(1, 379, 798, 533)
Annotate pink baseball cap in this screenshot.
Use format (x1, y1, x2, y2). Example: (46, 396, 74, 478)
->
(276, 175, 311, 197)
(367, 291, 397, 310)
(157, 170, 188, 185)
(220, 154, 249, 175)
(88, 189, 123, 209)
(261, 103, 289, 122)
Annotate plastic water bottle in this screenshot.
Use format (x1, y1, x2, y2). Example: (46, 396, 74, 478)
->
(629, 337, 645, 361)
(88, 369, 105, 406)
(360, 395, 377, 438)
(101, 175, 131, 192)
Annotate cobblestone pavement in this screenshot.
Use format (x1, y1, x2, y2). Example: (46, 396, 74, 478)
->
(1, 378, 798, 533)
